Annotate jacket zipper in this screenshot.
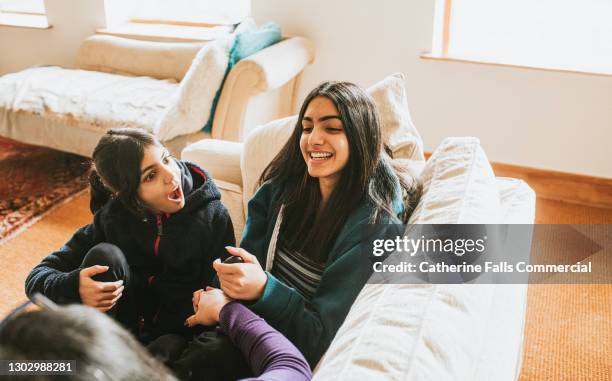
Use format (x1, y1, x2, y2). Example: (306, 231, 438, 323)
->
(154, 214, 162, 257)
(152, 214, 170, 325)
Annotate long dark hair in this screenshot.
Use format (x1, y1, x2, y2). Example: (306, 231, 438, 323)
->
(0, 304, 176, 380)
(89, 128, 161, 218)
(259, 81, 420, 263)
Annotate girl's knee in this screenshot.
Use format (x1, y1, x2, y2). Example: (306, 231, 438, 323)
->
(83, 243, 126, 266)
(82, 243, 130, 283)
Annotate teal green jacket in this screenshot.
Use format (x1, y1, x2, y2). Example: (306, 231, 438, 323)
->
(240, 180, 404, 366)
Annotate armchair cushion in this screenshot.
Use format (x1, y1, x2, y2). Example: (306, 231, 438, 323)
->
(155, 42, 228, 141)
(181, 138, 242, 185)
(77, 34, 205, 82)
(0, 66, 177, 135)
(368, 73, 424, 161)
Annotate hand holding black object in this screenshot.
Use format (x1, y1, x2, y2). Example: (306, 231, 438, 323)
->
(224, 255, 245, 264)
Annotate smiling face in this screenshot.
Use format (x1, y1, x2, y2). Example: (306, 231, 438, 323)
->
(137, 145, 185, 214)
(299, 96, 350, 188)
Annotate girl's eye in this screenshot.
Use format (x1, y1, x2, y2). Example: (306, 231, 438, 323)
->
(302, 127, 313, 134)
(144, 171, 156, 182)
(326, 127, 342, 132)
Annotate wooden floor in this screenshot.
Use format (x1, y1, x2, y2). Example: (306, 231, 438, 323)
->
(518, 196, 612, 381)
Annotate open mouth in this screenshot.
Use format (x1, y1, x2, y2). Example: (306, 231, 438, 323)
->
(168, 185, 183, 203)
(309, 151, 333, 161)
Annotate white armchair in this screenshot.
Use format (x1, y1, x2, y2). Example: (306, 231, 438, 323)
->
(0, 34, 314, 157)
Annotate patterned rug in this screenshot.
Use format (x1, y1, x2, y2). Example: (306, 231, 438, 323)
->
(0, 137, 90, 245)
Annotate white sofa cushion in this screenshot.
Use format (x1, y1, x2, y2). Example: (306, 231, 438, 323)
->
(155, 42, 229, 141)
(497, 177, 536, 224)
(368, 73, 424, 161)
(182, 138, 242, 185)
(241, 116, 295, 201)
(0, 66, 177, 136)
(408, 137, 501, 225)
(77, 35, 205, 82)
(313, 137, 520, 381)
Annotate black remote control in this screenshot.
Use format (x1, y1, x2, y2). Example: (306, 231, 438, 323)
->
(224, 256, 245, 264)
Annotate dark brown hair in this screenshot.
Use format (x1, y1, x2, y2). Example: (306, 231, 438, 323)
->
(0, 304, 176, 380)
(89, 128, 161, 218)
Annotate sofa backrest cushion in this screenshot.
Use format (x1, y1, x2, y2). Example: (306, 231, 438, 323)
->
(77, 35, 205, 82)
(408, 136, 501, 224)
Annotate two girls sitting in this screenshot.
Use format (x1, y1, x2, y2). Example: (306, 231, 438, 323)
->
(11, 80, 420, 380)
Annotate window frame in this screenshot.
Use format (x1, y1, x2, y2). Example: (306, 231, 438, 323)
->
(424, 0, 612, 77)
(0, 0, 50, 29)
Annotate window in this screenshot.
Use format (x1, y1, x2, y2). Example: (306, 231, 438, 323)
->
(129, 0, 249, 26)
(103, 0, 249, 41)
(430, 0, 612, 75)
(0, 0, 49, 28)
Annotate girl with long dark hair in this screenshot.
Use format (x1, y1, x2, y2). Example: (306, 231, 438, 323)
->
(178, 81, 420, 379)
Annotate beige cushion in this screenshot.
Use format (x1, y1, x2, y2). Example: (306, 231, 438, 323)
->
(241, 116, 296, 204)
(313, 137, 507, 381)
(241, 72, 425, 205)
(367, 73, 424, 161)
(181, 139, 242, 185)
(155, 42, 229, 141)
(77, 35, 206, 82)
(408, 137, 501, 224)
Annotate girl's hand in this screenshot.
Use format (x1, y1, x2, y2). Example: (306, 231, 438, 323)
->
(212, 246, 267, 301)
(78, 266, 124, 312)
(185, 287, 232, 327)
(192, 288, 203, 312)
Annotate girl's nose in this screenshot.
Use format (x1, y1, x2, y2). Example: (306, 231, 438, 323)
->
(309, 126, 325, 145)
(161, 165, 175, 184)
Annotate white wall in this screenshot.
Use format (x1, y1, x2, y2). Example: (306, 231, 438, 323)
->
(0, 0, 610, 178)
(253, 0, 612, 179)
(0, 0, 105, 74)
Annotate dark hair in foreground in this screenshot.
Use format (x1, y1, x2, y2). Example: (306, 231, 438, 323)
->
(0, 304, 176, 381)
(259, 81, 421, 262)
(89, 128, 162, 218)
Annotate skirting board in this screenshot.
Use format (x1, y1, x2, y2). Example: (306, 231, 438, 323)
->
(424, 152, 612, 209)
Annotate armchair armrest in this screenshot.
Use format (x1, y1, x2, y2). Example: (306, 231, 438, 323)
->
(181, 139, 243, 186)
(212, 37, 315, 142)
(233, 36, 315, 92)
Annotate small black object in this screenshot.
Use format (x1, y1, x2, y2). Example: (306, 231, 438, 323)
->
(224, 256, 244, 264)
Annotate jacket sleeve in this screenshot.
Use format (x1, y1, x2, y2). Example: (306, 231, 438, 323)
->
(24, 212, 104, 304)
(218, 302, 311, 381)
(247, 222, 375, 368)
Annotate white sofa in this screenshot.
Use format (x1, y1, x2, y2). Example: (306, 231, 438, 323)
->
(0, 34, 314, 157)
(182, 75, 535, 380)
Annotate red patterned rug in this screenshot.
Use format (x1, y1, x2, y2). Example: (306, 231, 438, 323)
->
(0, 137, 90, 245)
